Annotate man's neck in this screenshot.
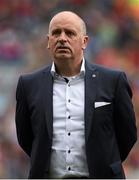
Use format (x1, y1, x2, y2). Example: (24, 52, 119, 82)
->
(54, 59, 82, 77)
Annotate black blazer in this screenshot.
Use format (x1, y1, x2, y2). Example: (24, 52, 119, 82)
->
(15, 61, 137, 179)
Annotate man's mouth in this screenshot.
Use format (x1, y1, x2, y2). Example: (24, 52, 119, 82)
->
(56, 46, 71, 52)
(56, 46, 70, 50)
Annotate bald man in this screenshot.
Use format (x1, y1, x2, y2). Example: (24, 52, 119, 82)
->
(15, 11, 137, 179)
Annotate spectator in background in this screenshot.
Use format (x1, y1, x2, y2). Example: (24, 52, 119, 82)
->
(15, 11, 137, 179)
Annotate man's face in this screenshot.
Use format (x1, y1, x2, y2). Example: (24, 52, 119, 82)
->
(47, 13, 88, 62)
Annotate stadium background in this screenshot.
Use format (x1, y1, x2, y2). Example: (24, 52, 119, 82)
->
(0, 0, 139, 178)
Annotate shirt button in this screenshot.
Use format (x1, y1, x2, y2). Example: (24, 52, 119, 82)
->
(68, 84, 70, 87)
(68, 167, 71, 171)
(68, 99, 71, 103)
(68, 150, 71, 153)
(68, 132, 71, 136)
(68, 115, 70, 119)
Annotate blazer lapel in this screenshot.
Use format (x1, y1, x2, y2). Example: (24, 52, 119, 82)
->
(42, 66, 53, 140)
(85, 62, 98, 141)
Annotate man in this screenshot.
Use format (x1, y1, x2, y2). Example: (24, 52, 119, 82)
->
(15, 11, 137, 179)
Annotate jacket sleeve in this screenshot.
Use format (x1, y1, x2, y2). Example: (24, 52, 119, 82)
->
(114, 72, 137, 161)
(15, 76, 34, 156)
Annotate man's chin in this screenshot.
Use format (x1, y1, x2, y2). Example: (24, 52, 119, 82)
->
(54, 54, 72, 60)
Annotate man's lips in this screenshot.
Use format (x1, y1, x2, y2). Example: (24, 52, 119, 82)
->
(55, 47, 71, 54)
(56, 46, 71, 51)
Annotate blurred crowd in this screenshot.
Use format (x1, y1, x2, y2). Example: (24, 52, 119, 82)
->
(0, 0, 139, 178)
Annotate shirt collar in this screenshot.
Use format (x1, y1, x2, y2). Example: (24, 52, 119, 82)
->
(51, 57, 85, 77)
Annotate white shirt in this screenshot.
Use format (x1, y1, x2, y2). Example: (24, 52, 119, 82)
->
(49, 59, 89, 178)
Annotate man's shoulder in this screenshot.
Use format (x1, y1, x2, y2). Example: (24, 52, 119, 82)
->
(86, 61, 123, 76)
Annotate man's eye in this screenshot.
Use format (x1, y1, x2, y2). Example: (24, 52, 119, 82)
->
(52, 30, 61, 36)
(66, 31, 75, 37)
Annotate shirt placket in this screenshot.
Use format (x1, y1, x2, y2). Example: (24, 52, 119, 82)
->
(65, 79, 73, 172)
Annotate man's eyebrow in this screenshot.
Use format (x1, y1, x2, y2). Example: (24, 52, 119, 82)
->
(51, 28, 77, 34)
(51, 28, 61, 34)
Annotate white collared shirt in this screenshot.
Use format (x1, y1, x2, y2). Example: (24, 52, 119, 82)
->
(49, 59, 89, 178)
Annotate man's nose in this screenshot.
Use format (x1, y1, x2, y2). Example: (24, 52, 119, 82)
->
(58, 32, 67, 42)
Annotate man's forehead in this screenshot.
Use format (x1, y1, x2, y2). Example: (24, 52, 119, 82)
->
(50, 15, 80, 27)
(51, 11, 81, 23)
(49, 12, 83, 28)
(48, 11, 86, 35)
(49, 14, 81, 32)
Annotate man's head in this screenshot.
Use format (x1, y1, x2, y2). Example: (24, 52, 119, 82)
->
(47, 11, 89, 63)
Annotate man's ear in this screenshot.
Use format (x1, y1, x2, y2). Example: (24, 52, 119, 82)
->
(82, 36, 89, 50)
(47, 35, 50, 49)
